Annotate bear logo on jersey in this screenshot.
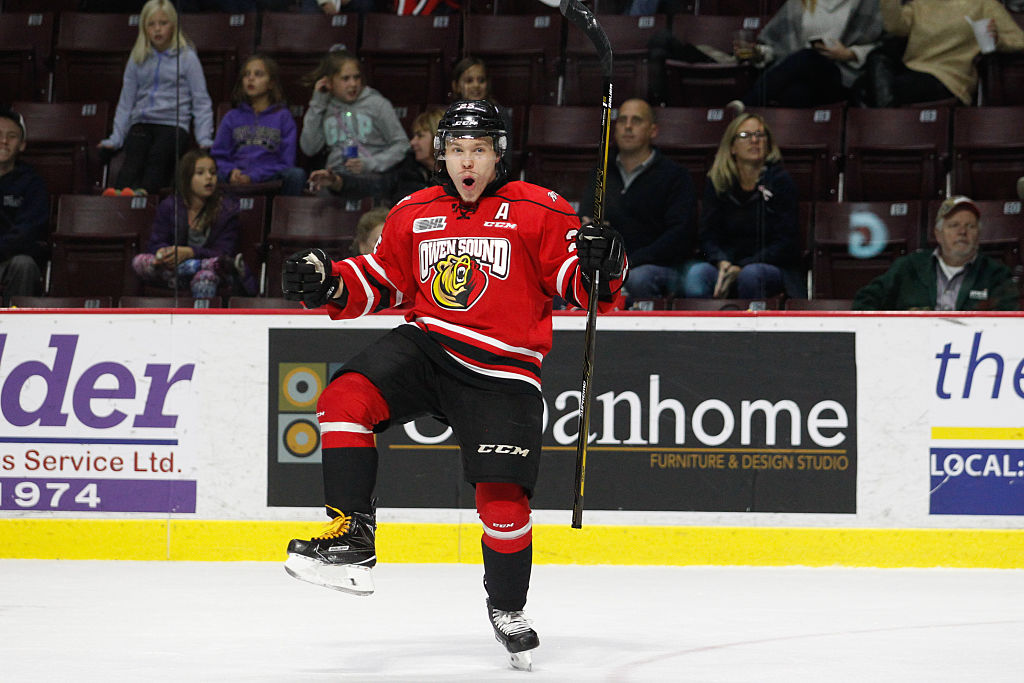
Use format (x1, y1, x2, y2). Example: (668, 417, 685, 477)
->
(431, 253, 486, 309)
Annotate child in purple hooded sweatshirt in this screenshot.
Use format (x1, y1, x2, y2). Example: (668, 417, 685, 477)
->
(211, 54, 307, 196)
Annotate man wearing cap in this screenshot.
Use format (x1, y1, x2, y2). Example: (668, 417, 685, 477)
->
(0, 108, 48, 306)
(853, 196, 1019, 310)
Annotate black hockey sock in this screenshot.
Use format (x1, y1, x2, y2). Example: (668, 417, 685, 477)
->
(322, 446, 378, 515)
(482, 541, 532, 612)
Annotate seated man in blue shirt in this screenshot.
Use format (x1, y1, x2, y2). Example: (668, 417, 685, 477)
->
(579, 98, 697, 305)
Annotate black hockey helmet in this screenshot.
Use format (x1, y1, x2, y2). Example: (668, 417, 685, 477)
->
(433, 99, 508, 160)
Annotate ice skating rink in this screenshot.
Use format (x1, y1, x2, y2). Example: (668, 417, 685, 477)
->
(2, 560, 1022, 682)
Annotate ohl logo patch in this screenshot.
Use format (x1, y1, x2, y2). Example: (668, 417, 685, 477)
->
(431, 254, 486, 309)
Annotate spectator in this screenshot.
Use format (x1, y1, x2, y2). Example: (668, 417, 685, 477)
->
(350, 206, 390, 256)
(853, 196, 1019, 311)
(579, 98, 696, 301)
(132, 149, 251, 299)
(212, 53, 307, 197)
(864, 0, 1024, 106)
(308, 107, 443, 206)
(98, 0, 214, 195)
(0, 109, 47, 306)
(684, 113, 803, 300)
(450, 57, 514, 146)
(300, 49, 409, 194)
(737, 0, 883, 108)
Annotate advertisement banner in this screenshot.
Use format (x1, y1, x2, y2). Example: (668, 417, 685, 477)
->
(0, 327, 198, 513)
(267, 328, 858, 514)
(928, 328, 1024, 515)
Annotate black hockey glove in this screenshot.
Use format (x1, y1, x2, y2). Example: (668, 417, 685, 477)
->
(576, 222, 625, 297)
(282, 248, 340, 308)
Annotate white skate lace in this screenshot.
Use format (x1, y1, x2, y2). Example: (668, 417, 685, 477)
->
(491, 609, 533, 637)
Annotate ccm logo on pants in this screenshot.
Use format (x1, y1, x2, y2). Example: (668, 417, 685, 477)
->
(478, 444, 530, 457)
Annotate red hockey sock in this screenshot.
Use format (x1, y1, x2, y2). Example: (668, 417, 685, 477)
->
(317, 372, 390, 449)
(476, 482, 532, 554)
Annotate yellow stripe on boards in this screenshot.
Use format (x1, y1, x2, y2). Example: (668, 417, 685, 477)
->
(1, 520, 1022, 568)
(931, 426, 1024, 440)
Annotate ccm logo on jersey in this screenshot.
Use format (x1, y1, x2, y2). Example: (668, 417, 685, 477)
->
(413, 216, 447, 232)
(478, 444, 531, 457)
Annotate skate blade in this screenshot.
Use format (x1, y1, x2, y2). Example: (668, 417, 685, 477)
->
(508, 651, 532, 671)
(284, 554, 375, 596)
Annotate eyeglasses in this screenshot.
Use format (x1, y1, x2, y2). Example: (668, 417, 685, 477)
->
(734, 130, 767, 140)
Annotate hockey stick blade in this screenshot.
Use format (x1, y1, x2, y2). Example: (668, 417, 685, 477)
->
(560, 0, 613, 80)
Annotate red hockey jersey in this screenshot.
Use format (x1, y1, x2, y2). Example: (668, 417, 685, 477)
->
(325, 181, 625, 392)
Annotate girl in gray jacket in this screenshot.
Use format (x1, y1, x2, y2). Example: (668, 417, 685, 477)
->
(300, 49, 409, 189)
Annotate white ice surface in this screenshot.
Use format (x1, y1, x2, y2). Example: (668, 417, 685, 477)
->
(2, 561, 1022, 682)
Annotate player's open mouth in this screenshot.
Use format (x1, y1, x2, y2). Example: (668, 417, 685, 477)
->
(462, 177, 475, 187)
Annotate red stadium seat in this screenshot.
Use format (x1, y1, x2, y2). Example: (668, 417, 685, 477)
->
(811, 200, 923, 299)
(0, 12, 55, 102)
(256, 12, 359, 113)
(360, 14, 461, 107)
(265, 196, 368, 297)
(462, 14, 563, 106)
(844, 106, 951, 202)
(49, 195, 157, 300)
(523, 105, 601, 208)
(952, 106, 1024, 200)
(562, 14, 668, 106)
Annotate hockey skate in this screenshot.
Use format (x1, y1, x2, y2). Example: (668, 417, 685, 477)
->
(284, 508, 376, 596)
(486, 598, 539, 671)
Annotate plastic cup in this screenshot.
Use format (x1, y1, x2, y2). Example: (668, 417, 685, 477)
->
(734, 29, 756, 62)
(966, 16, 996, 54)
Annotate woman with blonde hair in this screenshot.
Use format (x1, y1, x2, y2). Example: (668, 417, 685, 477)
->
(683, 113, 804, 299)
(98, 0, 214, 193)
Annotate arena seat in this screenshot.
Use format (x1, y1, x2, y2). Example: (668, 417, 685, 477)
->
(522, 105, 601, 208)
(754, 104, 844, 201)
(462, 14, 563, 107)
(844, 106, 951, 202)
(53, 12, 141, 117)
(119, 295, 220, 308)
(264, 196, 368, 298)
(811, 200, 923, 300)
(179, 12, 257, 108)
(562, 14, 667, 106)
(979, 12, 1024, 105)
(784, 298, 854, 311)
(654, 106, 731, 193)
(695, 0, 768, 15)
(10, 295, 113, 309)
(0, 12, 55, 102)
(12, 101, 110, 197)
(360, 13, 461, 107)
(661, 14, 765, 106)
(671, 297, 781, 310)
(49, 195, 157, 300)
(256, 12, 359, 114)
(952, 106, 1024, 200)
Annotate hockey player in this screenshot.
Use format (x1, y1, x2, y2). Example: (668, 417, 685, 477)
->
(281, 99, 627, 670)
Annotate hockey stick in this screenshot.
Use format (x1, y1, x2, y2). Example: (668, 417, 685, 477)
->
(560, 0, 613, 529)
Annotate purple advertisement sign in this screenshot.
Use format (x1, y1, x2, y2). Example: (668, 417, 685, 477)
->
(0, 477, 196, 513)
